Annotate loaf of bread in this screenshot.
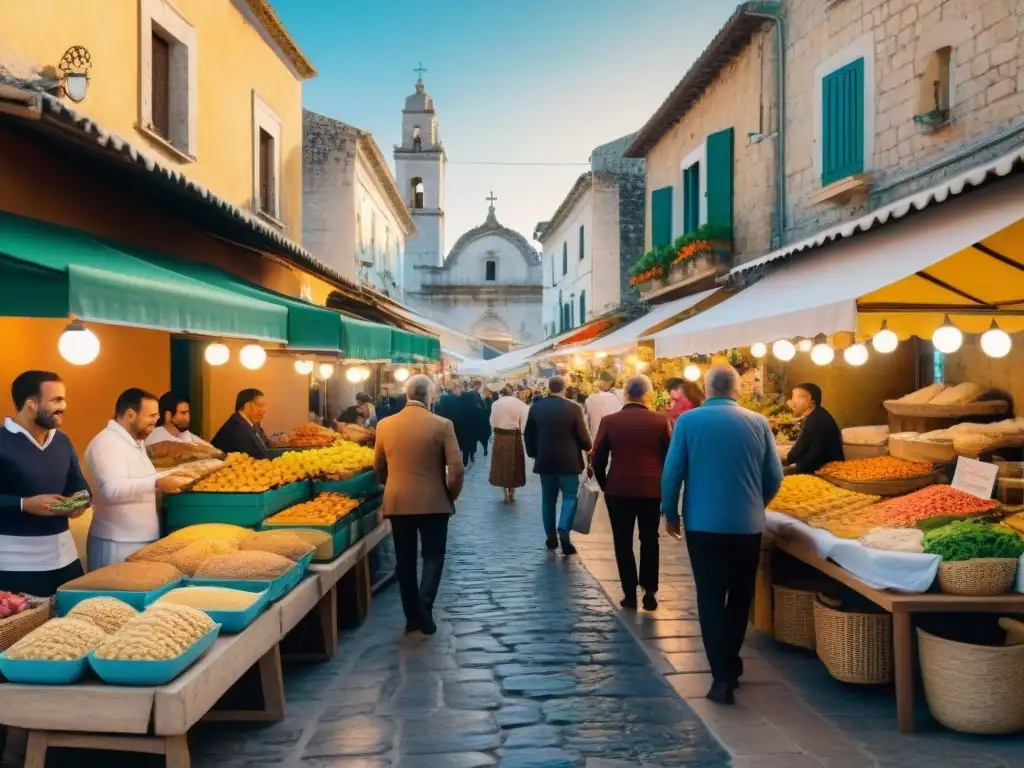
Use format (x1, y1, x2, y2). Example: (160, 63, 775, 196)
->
(896, 383, 946, 404)
(929, 382, 983, 406)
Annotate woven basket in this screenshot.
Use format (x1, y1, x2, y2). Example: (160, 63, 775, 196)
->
(918, 628, 1024, 734)
(816, 470, 943, 497)
(813, 596, 892, 684)
(773, 585, 816, 650)
(937, 558, 1018, 596)
(0, 600, 53, 652)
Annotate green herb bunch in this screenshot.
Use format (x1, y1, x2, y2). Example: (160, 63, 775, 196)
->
(923, 521, 1024, 562)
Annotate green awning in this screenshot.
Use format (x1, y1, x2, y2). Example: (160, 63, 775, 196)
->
(0, 212, 287, 341)
(340, 316, 393, 361)
(391, 328, 441, 363)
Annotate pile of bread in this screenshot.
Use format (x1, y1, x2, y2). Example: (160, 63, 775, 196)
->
(893, 382, 986, 406)
(892, 419, 1024, 458)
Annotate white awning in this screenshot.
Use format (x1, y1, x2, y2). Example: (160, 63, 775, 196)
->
(651, 173, 1024, 358)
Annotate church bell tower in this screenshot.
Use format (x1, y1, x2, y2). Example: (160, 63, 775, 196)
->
(395, 64, 446, 290)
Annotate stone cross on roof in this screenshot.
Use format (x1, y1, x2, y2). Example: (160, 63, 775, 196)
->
(414, 61, 427, 80)
(486, 191, 497, 209)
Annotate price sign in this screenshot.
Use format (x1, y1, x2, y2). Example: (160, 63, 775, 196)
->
(951, 456, 999, 500)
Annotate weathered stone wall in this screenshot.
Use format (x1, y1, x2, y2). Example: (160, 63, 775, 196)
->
(617, 173, 645, 312)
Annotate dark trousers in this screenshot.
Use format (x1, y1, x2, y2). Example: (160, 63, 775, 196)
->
(0, 559, 84, 597)
(685, 530, 762, 684)
(390, 514, 450, 622)
(606, 496, 660, 595)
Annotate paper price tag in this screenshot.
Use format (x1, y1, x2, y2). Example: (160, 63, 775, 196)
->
(951, 456, 999, 500)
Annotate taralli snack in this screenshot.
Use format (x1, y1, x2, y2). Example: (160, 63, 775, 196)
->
(61, 562, 183, 592)
(818, 456, 933, 482)
(239, 531, 316, 561)
(770, 475, 880, 520)
(93, 604, 215, 661)
(193, 550, 295, 580)
(156, 586, 261, 611)
(6, 618, 107, 660)
(66, 597, 139, 634)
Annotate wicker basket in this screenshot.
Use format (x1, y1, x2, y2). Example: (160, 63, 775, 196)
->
(0, 599, 53, 652)
(918, 628, 1024, 734)
(815, 470, 943, 497)
(773, 585, 817, 650)
(813, 596, 892, 684)
(937, 558, 1018, 596)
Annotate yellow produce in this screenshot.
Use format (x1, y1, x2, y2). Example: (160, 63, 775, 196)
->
(770, 475, 880, 521)
(193, 551, 295, 580)
(66, 597, 138, 634)
(155, 586, 261, 611)
(191, 454, 289, 493)
(265, 492, 359, 526)
(239, 531, 315, 561)
(94, 604, 214, 661)
(7, 618, 107, 660)
(284, 529, 334, 559)
(62, 562, 183, 592)
(189, 442, 373, 493)
(273, 442, 375, 480)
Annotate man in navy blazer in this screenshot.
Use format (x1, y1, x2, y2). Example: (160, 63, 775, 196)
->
(211, 389, 270, 459)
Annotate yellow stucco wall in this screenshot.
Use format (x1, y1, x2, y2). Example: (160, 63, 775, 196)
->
(0, 0, 305, 236)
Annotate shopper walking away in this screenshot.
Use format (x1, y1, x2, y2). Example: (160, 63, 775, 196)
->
(524, 375, 592, 555)
(584, 371, 622, 438)
(374, 375, 464, 635)
(457, 380, 487, 466)
(591, 375, 670, 611)
(488, 385, 529, 502)
(661, 365, 783, 705)
(474, 379, 492, 457)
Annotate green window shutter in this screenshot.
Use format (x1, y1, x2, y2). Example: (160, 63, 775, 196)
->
(650, 186, 673, 247)
(682, 163, 700, 235)
(705, 128, 734, 232)
(562, 242, 568, 275)
(579, 290, 586, 322)
(579, 225, 585, 260)
(822, 58, 864, 186)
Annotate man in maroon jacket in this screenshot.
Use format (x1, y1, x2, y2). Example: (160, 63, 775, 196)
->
(591, 375, 671, 610)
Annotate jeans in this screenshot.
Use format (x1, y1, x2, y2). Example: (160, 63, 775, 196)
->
(389, 514, 450, 622)
(686, 530, 762, 684)
(539, 473, 580, 537)
(606, 496, 660, 595)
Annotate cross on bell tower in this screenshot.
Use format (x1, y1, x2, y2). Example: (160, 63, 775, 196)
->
(413, 61, 427, 82)
(486, 191, 498, 211)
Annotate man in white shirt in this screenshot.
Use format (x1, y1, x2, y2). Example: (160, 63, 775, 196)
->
(85, 389, 190, 570)
(584, 371, 623, 439)
(146, 392, 215, 448)
(488, 386, 531, 502)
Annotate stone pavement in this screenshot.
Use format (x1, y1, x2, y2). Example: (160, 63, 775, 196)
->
(574, 496, 1024, 768)
(185, 461, 729, 768)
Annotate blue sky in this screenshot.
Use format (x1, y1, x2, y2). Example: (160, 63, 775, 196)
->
(278, 1, 740, 254)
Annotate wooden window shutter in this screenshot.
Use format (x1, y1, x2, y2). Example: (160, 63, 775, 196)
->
(650, 186, 673, 247)
(821, 58, 865, 186)
(151, 33, 171, 139)
(683, 163, 701, 235)
(705, 127, 734, 232)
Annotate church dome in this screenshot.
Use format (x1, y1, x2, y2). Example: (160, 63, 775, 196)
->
(405, 79, 434, 112)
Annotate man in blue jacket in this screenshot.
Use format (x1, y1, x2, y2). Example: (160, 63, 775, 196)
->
(662, 365, 784, 705)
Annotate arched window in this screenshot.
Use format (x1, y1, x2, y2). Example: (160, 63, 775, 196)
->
(485, 260, 496, 282)
(411, 178, 424, 209)
(412, 125, 422, 151)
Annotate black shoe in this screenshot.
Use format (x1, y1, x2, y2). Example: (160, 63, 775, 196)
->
(545, 534, 558, 552)
(707, 680, 735, 705)
(642, 592, 658, 611)
(419, 609, 437, 636)
(728, 679, 740, 691)
(405, 620, 420, 634)
(620, 595, 638, 610)
(560, 537, 577, 556)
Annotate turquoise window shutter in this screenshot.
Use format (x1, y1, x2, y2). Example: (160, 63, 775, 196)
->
(682, 163, 701, 234)
(822, 58, 865, 186)
(579, 290, 586, 322)
(650, 186, 673, 247)
(705, 128, 734, 232)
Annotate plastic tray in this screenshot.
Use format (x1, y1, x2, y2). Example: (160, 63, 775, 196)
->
(88, 625, 221, 686)
(56, 579, 183, 616)
(146, 588, 271, 634)
(164, 481, 311, 530)
(313, 470, 381, 499)
(260, 513, 358, 560)
(0, 652, 88, 685)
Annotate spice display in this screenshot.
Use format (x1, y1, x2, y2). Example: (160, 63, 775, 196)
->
(809, 506, 892, 539)
(265, 493, 359, 526)
(239, 531, 316, 561)
(66, 598, 138, 634)
(62, 562, 183, 592)
(6, 618, 107, 660)
(871, 485, 999, 527)
(93, 604, 215, 661)
(193, 551, 295, 580)
(155, 586, 261, 612)
(859, 528, 925, 554)
(268, 423, 339, 448)
(191, 454, 295, 492)
(770, 475, 880, 520)
(819, 456, 934, 482)
(923, 522, 1024, 562)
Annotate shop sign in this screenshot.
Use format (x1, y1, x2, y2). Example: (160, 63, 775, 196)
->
(951, 457, 999, 500)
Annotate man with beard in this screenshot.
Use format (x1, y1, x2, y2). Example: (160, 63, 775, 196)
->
(0, 371, 90, 595)
(85, 389, 190, 570)
(145, 392, 216, 449)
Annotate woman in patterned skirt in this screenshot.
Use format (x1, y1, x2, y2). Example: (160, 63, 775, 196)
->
(488, 386, 530, 501)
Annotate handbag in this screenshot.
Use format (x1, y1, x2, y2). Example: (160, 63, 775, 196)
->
(573, 469, 601, 535)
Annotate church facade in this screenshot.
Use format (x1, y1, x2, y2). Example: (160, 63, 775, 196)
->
(394, 76, 543, 352)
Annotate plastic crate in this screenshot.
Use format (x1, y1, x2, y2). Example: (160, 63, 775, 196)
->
(56, 579, 183, 615)
(313, 470, 382, 499)
(260, 514, 357, 561)
(88, 625, 221, 686)
(0, 653, 88, 685)
(165, 481, 311, 531)
(145, 587, 271, 634)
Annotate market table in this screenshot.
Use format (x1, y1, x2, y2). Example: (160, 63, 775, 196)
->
(763, 534, 1024, 733)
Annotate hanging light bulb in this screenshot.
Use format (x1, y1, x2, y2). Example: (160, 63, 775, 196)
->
(345, 367, 361, 383)
(872, 320, 899, 354)
(980, 320, 1012, 359)
(294, 360, 314, 375)
(772, 339, 796, 361)
(810, 343, 834, 366)
(359, 366, 372, 381)
(932, 315, 963, 355)
(636, 360, 648, 372)
(58, 322, 100, 365)
(393, 367, 410, 382)
(797, 338, 814, 353)
(683, 364, 701, 382)
(319, 363, 335, 380)
(750, 342, 767, 359)
(239, 344, 266, 370)
(844, 343, 869, 366)
(573, 355, 584, 368)
(204, 342, 230, 366)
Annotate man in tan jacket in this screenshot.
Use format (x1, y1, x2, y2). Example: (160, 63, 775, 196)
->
(375, 374, 464, 635)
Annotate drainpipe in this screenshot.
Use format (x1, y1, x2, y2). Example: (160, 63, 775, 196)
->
(745, 2, 786, 249)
